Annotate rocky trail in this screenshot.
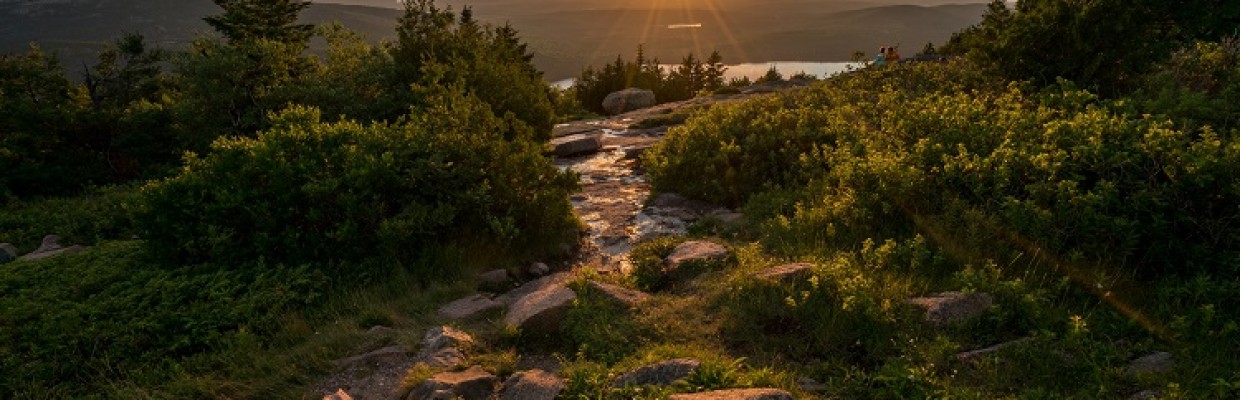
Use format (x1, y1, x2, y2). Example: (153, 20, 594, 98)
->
(310, 86, 803, 400)
(308, 82, 1173, 400)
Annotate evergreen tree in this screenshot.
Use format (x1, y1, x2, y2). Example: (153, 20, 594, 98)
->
(704, 50, 727, 90)
(204, 0, 315, 46)
(391, 0, 554, 138)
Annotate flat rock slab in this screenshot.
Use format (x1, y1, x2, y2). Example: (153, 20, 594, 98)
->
(552, 133, 604, 157)
(906, 292, 993, 326)
(612, 358, 701, 388)
(408, 366, 498, 400)
(1126, 352, 1174, 376)
(665, 241, 729, 268)
(420, 326, 473, 352)
(669, 388, 795, 400)
(495, 272, 573, 306)
(478, 269, 511, 286)
(439, 294, 503, 321)
(553, 123, 603, 138)
(503, 284, 577, 334)
(754, 263, 815, 283)
(414, 326, 474, 369)
(587, 281, 652, 307)
(19, 245, 86, 261)
(320, 346, 412, 400)
(500, 369, 564, 400)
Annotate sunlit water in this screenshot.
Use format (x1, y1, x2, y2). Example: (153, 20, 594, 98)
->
(550, 61, 863, 89)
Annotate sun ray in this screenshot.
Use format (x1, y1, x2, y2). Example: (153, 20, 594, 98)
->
(699, 0, 751, 62)
(638, 0, 663, 52)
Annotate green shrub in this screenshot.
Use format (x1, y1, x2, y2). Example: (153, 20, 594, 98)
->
(136, 92, 578, 277)
(629, 236, 684, 290)
(723, 242, 917, 363)
(0, 241, 325, 397)
(0, 186, 139, 250)
(573, 47, 726, 115)
(1133, 38, 1240, 133)
(644, 60, 996, 207)
(648, 61, 1240, 278)
(627, 236, 733, 291)
(628, 112, 692, 130)
(563, 281, 646, 364)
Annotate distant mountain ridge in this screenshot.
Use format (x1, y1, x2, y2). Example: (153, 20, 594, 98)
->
(0, 0, 986, 80)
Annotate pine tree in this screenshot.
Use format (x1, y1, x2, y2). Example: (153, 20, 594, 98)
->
(204, 0, 314, 46)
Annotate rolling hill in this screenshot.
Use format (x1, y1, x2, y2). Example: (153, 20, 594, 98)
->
(0, 0, 988, 80)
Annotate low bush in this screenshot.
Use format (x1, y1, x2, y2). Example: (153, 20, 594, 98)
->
(723, 240, 922, 363)
(646, 60, 1240, 279)
(563, 280, 647, 364)
(0, 241, 325, 397)
(136, 90, 579, 278)
(0, 186, 139, 250)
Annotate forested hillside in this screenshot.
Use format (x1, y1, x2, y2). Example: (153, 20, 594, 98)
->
(1, 0, 1239, 398)
(0, 0, 989, 80)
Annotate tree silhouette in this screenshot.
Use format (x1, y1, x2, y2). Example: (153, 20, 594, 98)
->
(204, 0, 314, 46)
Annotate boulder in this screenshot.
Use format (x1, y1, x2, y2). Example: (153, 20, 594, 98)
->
(478, 269, 512, 288)
(420, 326, 474, 352)
(551, 133, 604, 157)
(1126, 352, 1174, 376)
(611, 358, 701, 388)
(0, 243, 17, 264)
(528, 262, 551, 277)
(753, 263, 815, 283)
(587, 281, 652, 307)
(668, 388, 795, 400)
(603, 88, 657, 115)
(438, 294, 503, 321)
(665, 241, 729, 269)
(906, 292, 993, 326)
(17, 235, 87, 261)
(630, 212, 690, 244)
(418, 347, 466, 370)
(500, 369, 564, 400)
(503, 284, 577, 334)
(33, 234, 63, 253)
(322, 345, 414, 400)
(407, 366, 498, 400)
(413, 326, 474, 369)
(322, 389, 354, 400)
(495, 272, 573, 306)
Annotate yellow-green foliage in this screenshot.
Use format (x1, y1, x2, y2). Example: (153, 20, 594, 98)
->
(137, 90, 578, 276)
(646, 61, 1240, 278)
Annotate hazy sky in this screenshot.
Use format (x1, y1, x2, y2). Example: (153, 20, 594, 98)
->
(315, 0, 1003, 10)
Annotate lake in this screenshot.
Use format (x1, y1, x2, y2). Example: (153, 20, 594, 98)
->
(550, 62, 863, 89)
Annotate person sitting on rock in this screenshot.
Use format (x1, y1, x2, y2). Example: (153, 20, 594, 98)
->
(887, 46, 901, 63)
(875, 46, 887, 66)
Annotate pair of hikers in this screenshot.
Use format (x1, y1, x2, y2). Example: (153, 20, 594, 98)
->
(874, 46, 900, 66)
